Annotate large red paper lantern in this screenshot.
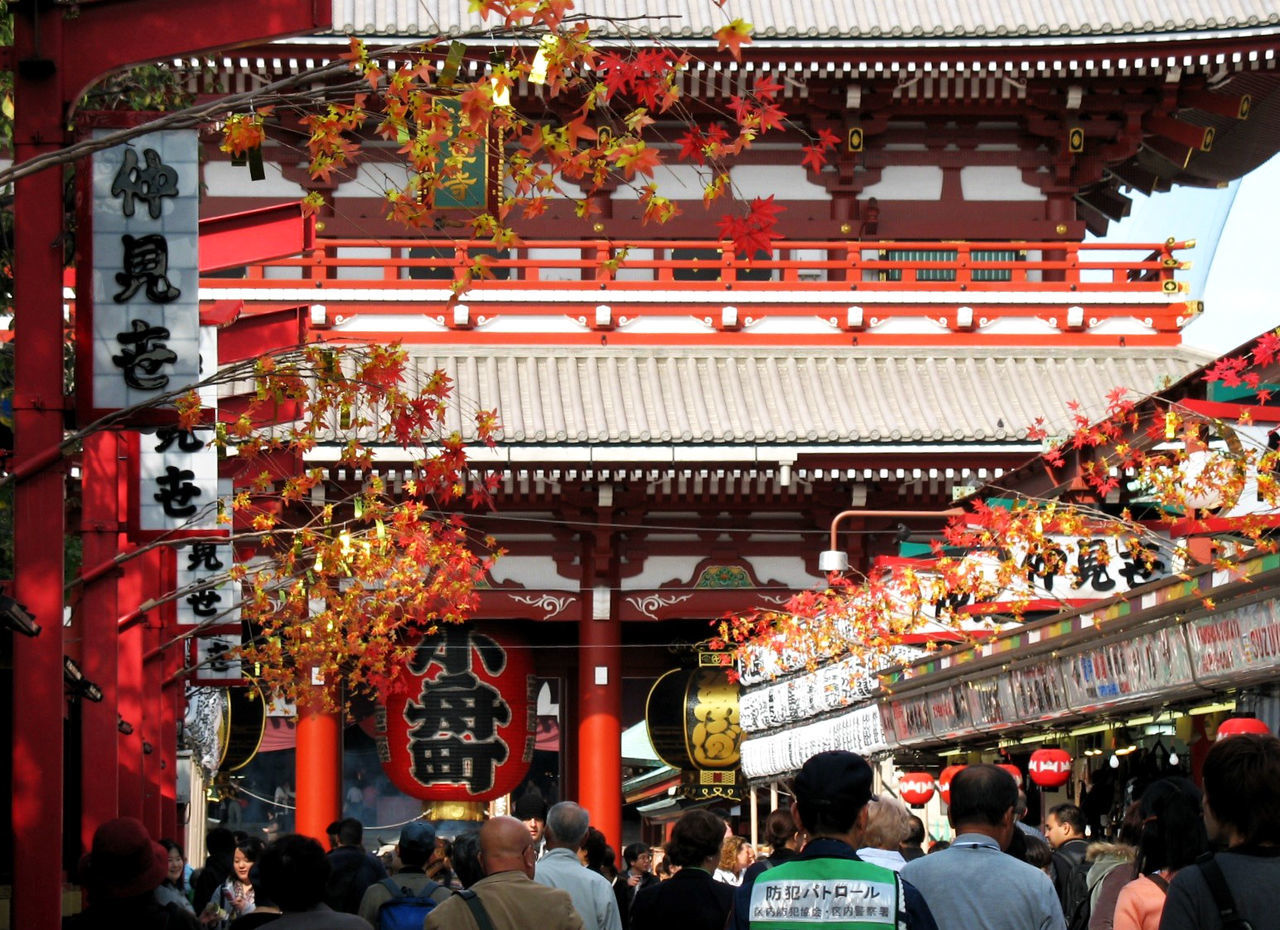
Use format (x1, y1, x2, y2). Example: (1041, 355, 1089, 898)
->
(1028, 748, 1072, 788)
(378, 624, 535, 802)
(1216, 716, 1271, 740)
(938, 764, 965, 805)
(899, 772, 936, 807)
(997, 763, 1022, 785)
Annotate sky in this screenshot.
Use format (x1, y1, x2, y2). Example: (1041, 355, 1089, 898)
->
(1099, 151, 1280, 357)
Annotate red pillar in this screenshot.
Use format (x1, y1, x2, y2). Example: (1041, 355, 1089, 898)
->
(11, 8, 69, 925)
(160, 661, 182, 842)
(142, 616, 165, 838)
(80, 432, 123, 849)
(578, 603, 622, 853)
(295, 697, 342, 845)
(118, 558, 148, 819)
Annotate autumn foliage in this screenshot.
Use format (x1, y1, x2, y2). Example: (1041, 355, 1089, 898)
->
(720, 331, 1280, 682)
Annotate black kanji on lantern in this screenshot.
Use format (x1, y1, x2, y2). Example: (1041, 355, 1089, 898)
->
(186, 543, 225, 573)
(155, 427, 205, 454)
(403, 626, 511, 794)
(114, 234, 181, 304)
(154, 465, 201, 518)
(113, 319, 178, 390)
(110, 148, 180, 220)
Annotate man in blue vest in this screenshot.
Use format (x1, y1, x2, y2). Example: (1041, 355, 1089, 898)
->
(738, 750, 938, 930)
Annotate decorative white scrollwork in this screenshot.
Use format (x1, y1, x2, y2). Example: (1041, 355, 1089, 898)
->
(626, 593, 692, 619)
(509, 593, 574, 619)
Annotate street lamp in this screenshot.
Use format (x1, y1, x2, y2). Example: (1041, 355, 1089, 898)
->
(818, 508, 964, 572)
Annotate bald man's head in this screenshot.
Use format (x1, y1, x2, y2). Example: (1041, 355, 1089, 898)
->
(479, 815, 538, 878)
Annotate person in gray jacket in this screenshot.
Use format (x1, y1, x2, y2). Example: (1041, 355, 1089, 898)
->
(534, 802, 623, 930)
(902, 764, 1066, 930)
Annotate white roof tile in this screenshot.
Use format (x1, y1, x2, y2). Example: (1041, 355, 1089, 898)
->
(333, 0, 1280, 39)
(406, 345, 1209, 447)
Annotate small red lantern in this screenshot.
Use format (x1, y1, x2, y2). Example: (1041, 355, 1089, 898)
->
(899, 772, 936, 807)
(1028, 748, 1072, 788)
(938, 764, 965, 805)
(997, 763, 1022, 785)
(1216, 716, 1271, 740)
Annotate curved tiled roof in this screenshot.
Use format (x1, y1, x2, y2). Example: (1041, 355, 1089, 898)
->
(407, 346, 1210, 447)
(333, 0, 1280, 41)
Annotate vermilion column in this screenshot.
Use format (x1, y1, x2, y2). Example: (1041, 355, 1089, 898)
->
(578, 595, 622, 852)
(295, 693, 342, 845)
(118, 557, 147, 819)
(80, 432, 122, 848)
(11, 8, 69, 926)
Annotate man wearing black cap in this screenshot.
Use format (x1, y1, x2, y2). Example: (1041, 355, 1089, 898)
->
(358, 820, 455, 926)
(737, 750, 938, 930)
(514, 792, 550, 860)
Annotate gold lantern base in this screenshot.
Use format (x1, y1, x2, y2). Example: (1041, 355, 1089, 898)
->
(422, 800, 488, 822)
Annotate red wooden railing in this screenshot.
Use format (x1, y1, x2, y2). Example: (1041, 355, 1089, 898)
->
(208, 237, 1192, 293)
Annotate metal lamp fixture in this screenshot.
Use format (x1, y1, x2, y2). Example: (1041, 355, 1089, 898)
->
(820, 507, 964, 574)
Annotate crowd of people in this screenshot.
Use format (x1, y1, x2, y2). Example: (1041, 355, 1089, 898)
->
(65, 731, 1280, 930)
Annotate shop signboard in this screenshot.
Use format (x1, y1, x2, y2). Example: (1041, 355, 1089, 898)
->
(1061, 624, 1195, 712)
(1008, 659, 1070, 722)
(1187, 597, 1280, 686)
(80, 130, 201, 424)
(739, 645, 922, 734)
(175, 541, 240, 627)
(741, 703, 885, 779)
(886, 692, 936, 745)
(965, 674, 1020, 732)
(928, 682, 974, 740)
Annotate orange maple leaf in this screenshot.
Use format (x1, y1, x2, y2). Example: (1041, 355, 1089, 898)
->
(714, 19, 753, 61)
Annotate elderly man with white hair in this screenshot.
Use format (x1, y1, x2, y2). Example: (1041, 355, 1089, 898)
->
(534, 801, 623, 930)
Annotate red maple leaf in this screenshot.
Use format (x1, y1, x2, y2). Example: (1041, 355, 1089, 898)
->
(752, 74, 783, 99)
(801, 143, 829, 173)
(1255, 331, 1280, 366)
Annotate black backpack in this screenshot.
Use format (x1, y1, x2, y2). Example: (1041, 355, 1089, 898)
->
(1057, 852, 1093, 930)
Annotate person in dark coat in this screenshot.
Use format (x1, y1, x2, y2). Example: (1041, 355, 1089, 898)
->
(323, 818, 387, 913)
(194, 827, 238, 914)
(64, 817, 201, 930)
(613, 843, 658, 928)
(630, 809, 734, 930)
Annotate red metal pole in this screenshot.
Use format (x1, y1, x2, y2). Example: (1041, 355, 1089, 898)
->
(295, 691, 342, 846)
(80, 432, 122, 850)
(11, 6, 69, 924)
(578, 608, 623, 854)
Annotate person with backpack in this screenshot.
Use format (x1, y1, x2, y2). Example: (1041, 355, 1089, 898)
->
(1048, 803, 1092, 923)
(1112, 778, 1207, 930)
(1159, 731, 1280, 930)
(357, 821, 453, 929)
